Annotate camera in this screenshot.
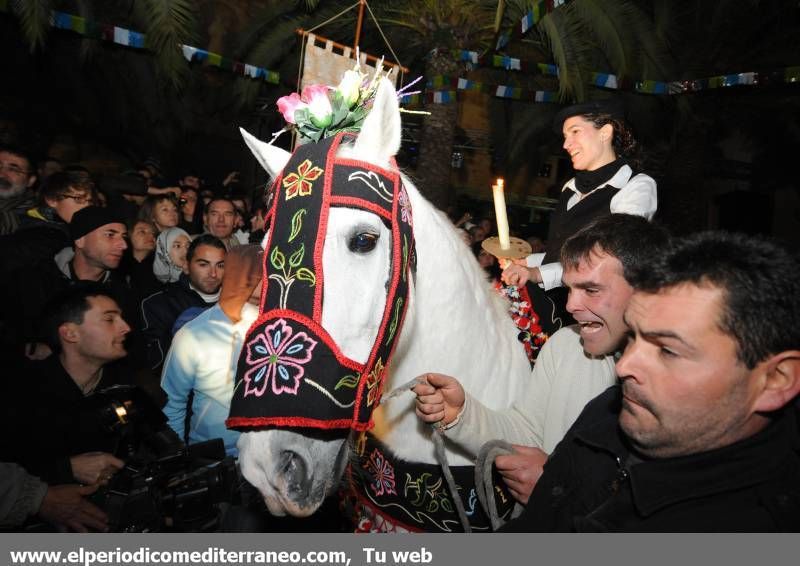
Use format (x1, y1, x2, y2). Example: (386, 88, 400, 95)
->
(86, 385, 239, 532)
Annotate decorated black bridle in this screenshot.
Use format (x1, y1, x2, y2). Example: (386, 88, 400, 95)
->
(227, 132, 415, 432)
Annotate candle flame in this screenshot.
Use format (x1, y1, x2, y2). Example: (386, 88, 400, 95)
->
(496, 178, 504, 189)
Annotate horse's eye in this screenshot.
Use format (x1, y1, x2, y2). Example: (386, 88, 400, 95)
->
(348, 232, 379, 253)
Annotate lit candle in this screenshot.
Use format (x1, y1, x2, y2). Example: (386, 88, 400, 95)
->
(492, 178, 510, 250)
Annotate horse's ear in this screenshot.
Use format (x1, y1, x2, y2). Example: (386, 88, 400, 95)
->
(353, 78, 401, 165)
(240, 127, 291, 179)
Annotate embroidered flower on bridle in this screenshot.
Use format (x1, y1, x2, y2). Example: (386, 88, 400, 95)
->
(398, 186, 412, 226)
(365, 358, 386, 407)
(283, 159, 323, 200)
(243, 318, 318, 397)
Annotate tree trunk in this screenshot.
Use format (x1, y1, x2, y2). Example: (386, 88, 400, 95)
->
(414, 49, 461, 210)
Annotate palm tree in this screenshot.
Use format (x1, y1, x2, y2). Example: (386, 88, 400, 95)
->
(12, 0, 197, 90)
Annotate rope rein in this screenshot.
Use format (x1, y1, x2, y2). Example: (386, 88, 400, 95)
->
(376, 378, 474, 532)
(474, 440, 524, 531)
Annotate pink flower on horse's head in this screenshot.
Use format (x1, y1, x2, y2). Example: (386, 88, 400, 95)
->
(301, 84, 334, 128)
(277, 92, 307, 124)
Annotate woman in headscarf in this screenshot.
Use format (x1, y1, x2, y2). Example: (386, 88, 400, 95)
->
(152, 226, 191, 284)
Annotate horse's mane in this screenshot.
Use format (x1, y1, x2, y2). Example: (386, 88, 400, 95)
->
(371, 173, 531, 466)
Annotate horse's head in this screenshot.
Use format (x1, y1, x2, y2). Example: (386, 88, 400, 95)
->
(229, 78, 411, 516)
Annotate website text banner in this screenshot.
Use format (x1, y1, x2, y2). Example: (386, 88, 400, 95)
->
(0, 533, 790, 566)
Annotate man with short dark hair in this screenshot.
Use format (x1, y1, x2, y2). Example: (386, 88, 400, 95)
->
(414, 214, 670, 504)
(3, 285, 131, 486)
(2, 206, 134, 361)
(139, 234, 227, 371)
(161, 245, 262, 456)
(504, 231, 800, 531)
(204, 197, 240, 250)
(61, 205, 129, 282)
(0, 145, 37, 235)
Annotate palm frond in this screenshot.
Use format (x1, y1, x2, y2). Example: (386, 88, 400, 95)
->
(133, 0, 198, 91)
(624, 2, 675, 81)
(570, 0, 630, 77)
(295, 0, 322, 11)
(12, 0, 51, 52)
(538, 8, 589, 101)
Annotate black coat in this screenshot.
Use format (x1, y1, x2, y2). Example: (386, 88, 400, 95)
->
(2, 355, 135, 484)
(0, 255, 137, 361)
(504, 386, 800, 532)
(0, 216, 71, 274)
(138, 274, 214, 371)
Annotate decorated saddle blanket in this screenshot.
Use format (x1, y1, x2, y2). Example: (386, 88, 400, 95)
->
(342, 433, 517, 533)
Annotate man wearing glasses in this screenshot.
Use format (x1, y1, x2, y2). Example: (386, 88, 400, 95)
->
(1, 171, 97, 274)
(0, 145, 37, 235)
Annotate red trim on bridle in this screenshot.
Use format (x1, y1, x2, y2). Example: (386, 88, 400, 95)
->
(227, 132, 415, 432)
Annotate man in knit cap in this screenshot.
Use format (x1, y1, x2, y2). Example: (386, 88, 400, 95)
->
(1, 206, 133, 362)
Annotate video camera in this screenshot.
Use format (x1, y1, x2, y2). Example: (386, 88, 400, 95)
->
(85, 385, 239, 532)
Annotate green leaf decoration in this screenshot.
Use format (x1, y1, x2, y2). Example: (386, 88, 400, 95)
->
(294, 107, 311, 125)
(288, 243, 305, 268)
(386, 297, 403, 344)
(295, 267, 316, 286)
(441, 498, 453, 513)
(335, 374, 359, 390)
(270, 246, 285, 270)
(288, 209, 306, 242)
(328, 91, 351, 127)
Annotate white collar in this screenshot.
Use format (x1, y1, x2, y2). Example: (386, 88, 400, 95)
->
(562, 164, 634, 195)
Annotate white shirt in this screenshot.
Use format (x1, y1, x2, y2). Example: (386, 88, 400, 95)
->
(161, 303, 258, 456)
(444, 325, 618, 455)
(527, 165, 657, 290)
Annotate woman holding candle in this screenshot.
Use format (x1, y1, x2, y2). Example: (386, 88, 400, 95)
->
(502, 99, 657, 299)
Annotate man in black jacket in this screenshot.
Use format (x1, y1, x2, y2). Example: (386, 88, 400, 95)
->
(505, 231, 800, 532)
(3, 285, 132, 486)
(139, 234, 226, 372)
(1, 206, 133, 363)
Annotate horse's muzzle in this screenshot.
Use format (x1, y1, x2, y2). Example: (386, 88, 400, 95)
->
(280, 449, 311, 501)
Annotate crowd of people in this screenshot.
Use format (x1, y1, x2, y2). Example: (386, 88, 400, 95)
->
(0, 98, 798, 533)
(0, 145, 270, 531)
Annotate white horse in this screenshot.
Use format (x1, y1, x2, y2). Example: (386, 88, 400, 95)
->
(234, 78, 531, 530)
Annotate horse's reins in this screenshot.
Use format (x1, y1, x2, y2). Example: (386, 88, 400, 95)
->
(376, 377, 472, 532)
(474, 440, 524, 530)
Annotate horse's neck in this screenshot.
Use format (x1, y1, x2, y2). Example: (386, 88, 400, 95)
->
(380, 184, 529, 421)
(371, 184, 529, 464)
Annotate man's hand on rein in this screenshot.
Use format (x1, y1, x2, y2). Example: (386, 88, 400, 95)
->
(412, 373, 466, 428)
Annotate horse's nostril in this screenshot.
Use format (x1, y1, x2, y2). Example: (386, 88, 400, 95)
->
(280, 450, 309, 499)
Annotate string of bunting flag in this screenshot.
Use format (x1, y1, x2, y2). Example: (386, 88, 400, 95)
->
(591, 67, 800, 94)
(400, 65, 800, 105)
(451, 49, 559, 76)
(0, 3, 280, 84)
